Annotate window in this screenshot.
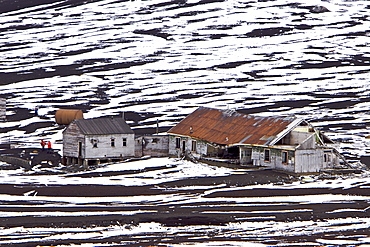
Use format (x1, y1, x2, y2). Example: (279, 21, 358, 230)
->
(175, 137, 181, 149)
(91, 139, 98, 148)
(264, 149, 270, 162)
(111, 138, 115, 147)
(324, 153, 331, 163)
(191, 140, 197, 152)
(282, 151, 288, 164)
(122, 138, 127, 147)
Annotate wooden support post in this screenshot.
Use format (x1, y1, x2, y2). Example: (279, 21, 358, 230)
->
(83, 159, 88, 169)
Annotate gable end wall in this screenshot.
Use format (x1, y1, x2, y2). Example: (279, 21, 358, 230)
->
(63, 122, 85, 158)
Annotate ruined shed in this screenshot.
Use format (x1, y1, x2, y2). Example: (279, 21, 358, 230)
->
(168, 107, 343, 173)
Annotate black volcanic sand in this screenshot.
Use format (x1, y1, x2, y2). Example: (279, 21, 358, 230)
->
(0, 168, 297, 225)
(1, 169, 369, 247)
(0, 148, 61, 168)
(0, 0, 105, 14)
(0, 167, 366, 229)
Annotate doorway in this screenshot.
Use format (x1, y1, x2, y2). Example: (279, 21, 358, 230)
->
(78, 142, 82, 157)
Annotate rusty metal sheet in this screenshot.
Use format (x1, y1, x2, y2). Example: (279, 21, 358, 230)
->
(168, 107, 297, 145)
(55, 109, 84, 125)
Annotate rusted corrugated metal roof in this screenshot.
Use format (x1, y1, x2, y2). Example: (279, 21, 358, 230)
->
(75, 117, 134, 135)
(168, 107, 299, 146)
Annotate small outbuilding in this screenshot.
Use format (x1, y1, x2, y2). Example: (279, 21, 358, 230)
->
(63, 117, 135, 166)
(168, 107, 346, 174)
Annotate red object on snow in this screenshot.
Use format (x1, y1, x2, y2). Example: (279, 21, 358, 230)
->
(40, 139, 46, 149)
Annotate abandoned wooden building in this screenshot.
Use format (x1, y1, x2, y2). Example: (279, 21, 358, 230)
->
(168, 107, 344, 173)
(62, 117, 135, 166)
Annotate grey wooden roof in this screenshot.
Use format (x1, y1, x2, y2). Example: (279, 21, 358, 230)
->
(74, 117, 134, 135)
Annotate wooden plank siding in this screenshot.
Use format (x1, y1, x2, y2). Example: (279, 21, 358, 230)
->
(135, 135, 169, 157)
(84, 134, 135, 159)
(63, 122, 85, 158)
(0, 98, 5, 122)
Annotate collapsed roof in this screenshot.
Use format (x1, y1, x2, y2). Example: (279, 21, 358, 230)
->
(168, 107, 303, 146)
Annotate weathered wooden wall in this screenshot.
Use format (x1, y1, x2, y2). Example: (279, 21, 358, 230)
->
(135, 135, 169, 157)
(168, 135, 209, 157)
(0, 98, 6, 122)
(84, 134, 135, 159)
(63, 122, 85, 158)
(296, 133, 316, 149)
(290, 131, 313, 146)
(295, 149, 324, 173)
(245, 147, 296, 173)
(240, 147, 252, 165)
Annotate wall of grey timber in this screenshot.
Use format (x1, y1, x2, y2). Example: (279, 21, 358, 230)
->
(295, 149, 324, 173)
(169, 135, 181, 156)
(0, 98, 5, 122)
(250, 147, 296, 173)
(135, 135, 169, 157)
(296, 133, 316, 149)
(168, 135, 208, 157)
(84, 134, 135, 159)
(290, 131, 314, 146)
(63, 122, 85, 158)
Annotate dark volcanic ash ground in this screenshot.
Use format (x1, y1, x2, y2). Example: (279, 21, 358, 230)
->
(2, 0, 370, 246)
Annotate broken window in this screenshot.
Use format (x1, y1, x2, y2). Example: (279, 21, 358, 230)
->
(175, 137, 181, 149)
(324, 153, 331, 163)
(264, 149, 270, 162)
(191, 140, 197, 152)
(282, 151, 288, 164)
(91, 139, 98, 148)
